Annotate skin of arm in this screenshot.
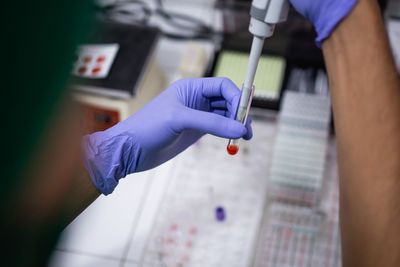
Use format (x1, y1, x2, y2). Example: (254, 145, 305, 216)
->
(1, 97, 101, 265)
(322, 0, 400, 266)
(14, 98, 100, 228)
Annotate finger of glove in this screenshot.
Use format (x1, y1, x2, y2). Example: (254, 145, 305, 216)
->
(289, 0, 320, 23)
(200, 77, 241, 108)
(178, 107, 247, 139)
(210, 99, 227, 109)
(289, 1, 308, 19)
(243, 117, 253, 140)
(207, 109, 252, 140)
(210, 107, 235, 118)
(211, 109, 227, 117)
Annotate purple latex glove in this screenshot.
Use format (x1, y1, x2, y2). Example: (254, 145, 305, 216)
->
(82, 77, 252, 195)
(290, 0, 358, 46)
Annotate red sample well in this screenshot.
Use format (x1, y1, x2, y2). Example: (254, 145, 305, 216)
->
(83, 56, 92, 63)
(97, 56, 106, 63)
(92, 67, 101, 75)
(227, 144, 239, 155)
(78, 66, 87, 74)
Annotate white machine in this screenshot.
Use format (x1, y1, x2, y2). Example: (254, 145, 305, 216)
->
(71, 23, 166, 134)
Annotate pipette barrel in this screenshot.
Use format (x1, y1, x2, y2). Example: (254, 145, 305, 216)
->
(226, 35, 265, 155)
(243, 36, 264, 90)
(227, 85, 255, 155)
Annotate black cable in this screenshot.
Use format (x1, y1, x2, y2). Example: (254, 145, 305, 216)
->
(98, 0, 225, 41)
(155, 0, 215, 37)
(100, 1, 152, 25)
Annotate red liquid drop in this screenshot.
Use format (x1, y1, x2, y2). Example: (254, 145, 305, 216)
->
(227, 144, 239, 155)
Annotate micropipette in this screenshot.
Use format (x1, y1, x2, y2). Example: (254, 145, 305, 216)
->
(227, 37, 264, 155)
(226, 0, 290, 155)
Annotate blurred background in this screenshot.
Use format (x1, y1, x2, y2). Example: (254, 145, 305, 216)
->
(49, 0, 400, 266)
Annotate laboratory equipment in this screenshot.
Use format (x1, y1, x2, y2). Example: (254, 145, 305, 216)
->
(72, 22, 166, 133)
(72, 22, 161, 98)
(179, 43, 209, 78)
(73, 44, 120, 79)
(253, 137, 341, 267)
(269, 91, 331, 205)
(227, 0, 290, 155)
(213, 51, 286, 103)
(74, 53, 165, 133)
(254, 203, 322, 267)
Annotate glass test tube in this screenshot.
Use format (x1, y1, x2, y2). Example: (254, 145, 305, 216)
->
(227, 84, 255, 155)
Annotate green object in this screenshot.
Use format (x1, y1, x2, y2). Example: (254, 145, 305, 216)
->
(3, 1, 94, 195)
(2, 0, 94, 265)
(214, 51, 286, 99)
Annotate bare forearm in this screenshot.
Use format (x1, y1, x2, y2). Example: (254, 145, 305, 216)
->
(15, 99, 100, 228)
(63, 160, 100, 224)
(323, 0, 400, 266)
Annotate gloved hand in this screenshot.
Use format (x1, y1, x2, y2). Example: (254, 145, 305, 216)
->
(289, 0, 358, 46)
(82, 77, 252, 195)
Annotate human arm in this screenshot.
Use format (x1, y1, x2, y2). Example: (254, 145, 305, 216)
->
(322, 1, 400, 266)
(290, 0, 400, 265)
(13, 100, 100, 227)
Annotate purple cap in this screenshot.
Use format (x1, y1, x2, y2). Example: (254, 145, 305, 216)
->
(215, 206, 226, 222)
